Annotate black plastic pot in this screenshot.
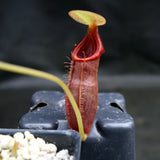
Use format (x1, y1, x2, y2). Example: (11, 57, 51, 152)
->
(0, 128, 81, 160)
(19, 91, 135, 160)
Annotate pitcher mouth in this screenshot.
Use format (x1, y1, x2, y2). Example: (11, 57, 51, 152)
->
(71, 26, 105, 62)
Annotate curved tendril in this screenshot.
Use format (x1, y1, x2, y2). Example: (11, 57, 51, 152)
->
(0, 61, 86, 141)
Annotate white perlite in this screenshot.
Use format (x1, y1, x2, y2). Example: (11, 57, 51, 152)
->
(0, 131, 74, 160)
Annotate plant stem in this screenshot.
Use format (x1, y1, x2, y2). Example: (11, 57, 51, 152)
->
(0, 61, 86, 141)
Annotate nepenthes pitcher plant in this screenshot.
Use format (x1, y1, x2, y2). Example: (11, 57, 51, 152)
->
(0, 10, 106, 141)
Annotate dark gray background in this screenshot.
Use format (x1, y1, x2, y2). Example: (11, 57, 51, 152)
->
(0, 0, 160, 160)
